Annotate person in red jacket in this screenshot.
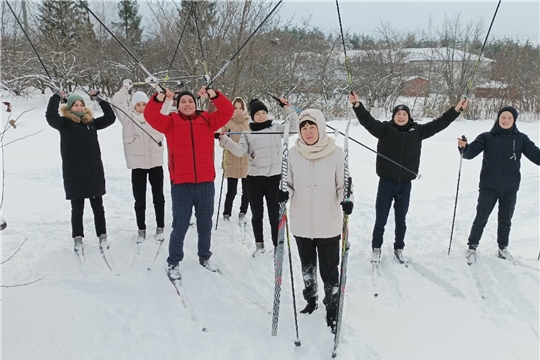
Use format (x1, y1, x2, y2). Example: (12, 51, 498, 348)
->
(144, 86, 234, 279)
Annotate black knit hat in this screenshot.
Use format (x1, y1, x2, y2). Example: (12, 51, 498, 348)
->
(176, 90, 197, 104)
(392, 104, 412, 122)
(497, 106, 518, 121)
(249, 98, 268, 120)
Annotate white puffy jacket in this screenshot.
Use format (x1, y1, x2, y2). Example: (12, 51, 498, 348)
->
(220, 106, 298, 177)
(112, 87, 164, 169)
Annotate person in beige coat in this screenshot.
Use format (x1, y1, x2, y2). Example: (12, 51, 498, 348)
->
(112, 80, 165, 243)
(278, 108, 353, 334)
(219, 97, 250, 223)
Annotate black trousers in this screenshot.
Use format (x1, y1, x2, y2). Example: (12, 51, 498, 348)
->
(295, 236, 340, 309)
(132, 166, 165, 230)
(467, 188, 517, 250)
(246, 175, 280, 246)
(223, 177, 249, 216)
(71, 196, 106, 238)
(372, 178, 412, 250)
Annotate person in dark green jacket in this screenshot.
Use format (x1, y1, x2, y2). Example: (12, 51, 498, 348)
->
(349, 91, 468, 264)
(458, 106, 540, 264)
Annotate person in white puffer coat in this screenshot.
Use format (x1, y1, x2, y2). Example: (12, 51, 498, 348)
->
(278, 108, 353, 334)
(219, 98, 298, 256)
(112, 79, 165, 243)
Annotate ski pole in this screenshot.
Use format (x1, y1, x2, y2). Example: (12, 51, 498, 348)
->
(165, 2, 196, 81)
(79, 1, 164, 92)
(215, 148, 228, 230)
(462, 0, 501, 108)
(448, 135, 467, 255)
(285, 219, 301, 347)
(6, 0, 59, 90)
(206, 0, 283, 89)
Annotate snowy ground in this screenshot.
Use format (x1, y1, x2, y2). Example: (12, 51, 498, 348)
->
(1, 94, 539, 360)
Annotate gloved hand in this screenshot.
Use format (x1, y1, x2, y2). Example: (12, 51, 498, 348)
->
(145, 75, 158, 84)
(123, 79, 133, 90)
(89, 90, 102, 102)
(341, 200, 353, 215)
(54, 89, 66, 100)
(277, 190, 289, 203)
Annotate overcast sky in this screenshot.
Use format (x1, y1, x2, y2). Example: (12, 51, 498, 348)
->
(278, 0, 539, 43)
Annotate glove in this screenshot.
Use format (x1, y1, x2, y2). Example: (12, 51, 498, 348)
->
(277, 190, 289, 203)
(123, 79, 133, 90)
(54, 89, 65, 100)
(341, 200, 353, 215)
(89, 90, 102, 102)
(214, 132, 221, 140)
(145, 75, 158, 84)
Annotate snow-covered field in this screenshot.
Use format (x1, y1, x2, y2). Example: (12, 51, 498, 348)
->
(1, 94, 538, 360)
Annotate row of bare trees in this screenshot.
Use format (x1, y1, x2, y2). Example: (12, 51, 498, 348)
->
(1, 0, 539, 119)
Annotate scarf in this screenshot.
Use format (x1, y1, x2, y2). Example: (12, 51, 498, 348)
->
(250, 120, 273, 131)
(295, 134, 336, 160)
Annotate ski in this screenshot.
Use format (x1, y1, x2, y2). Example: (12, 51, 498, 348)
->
(147, 239, 165, 270)
(469, 263, 486, 300)
(372, 262, 379, 298)
(169, 278, 201, 324)
(74, 248, 86, 267)
(100, 247, 119, 275)
(331, 115, 352, 358)
(271, 117, 291, 337)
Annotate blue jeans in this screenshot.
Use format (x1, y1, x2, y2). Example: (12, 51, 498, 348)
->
(372, 178, 412, 250)
(168, 182, 215, 264)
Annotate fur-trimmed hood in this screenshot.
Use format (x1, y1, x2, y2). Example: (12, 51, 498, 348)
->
(60, 104, 94, 124)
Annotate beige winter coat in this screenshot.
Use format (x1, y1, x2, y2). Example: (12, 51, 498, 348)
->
(112, 87, 164, 170)
(219, 113, 250, 179)
(287, 109, 345, 239)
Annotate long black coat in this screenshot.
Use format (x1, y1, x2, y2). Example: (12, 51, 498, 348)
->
(353, 104, 460, 181)
(462, 121, 540, 192)
(46, 94, 116, 200)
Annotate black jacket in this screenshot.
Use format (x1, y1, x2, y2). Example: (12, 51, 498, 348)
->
(462, 121, 540, 192)
(46, 94, 116, 200)
(353, 103, 460, 181)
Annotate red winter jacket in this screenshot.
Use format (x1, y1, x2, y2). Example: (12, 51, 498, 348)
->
(144, 91, 234, 184)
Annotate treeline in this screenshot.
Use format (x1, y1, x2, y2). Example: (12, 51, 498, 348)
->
(1, 0, 538, 119)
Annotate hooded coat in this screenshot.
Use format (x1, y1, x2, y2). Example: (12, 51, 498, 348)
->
(219, 98, 250, 179)
(46, 93, 116, 200)
(287, 109, 345, 239)
(462, 119, 540, 192)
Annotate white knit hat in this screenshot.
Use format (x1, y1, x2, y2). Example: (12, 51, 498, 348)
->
(131, 91, 149, 108)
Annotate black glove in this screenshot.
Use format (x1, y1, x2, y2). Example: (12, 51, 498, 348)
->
(214, 132, 221, 140)
(341, 200, 353, 215)
(277, 190, 289, 203)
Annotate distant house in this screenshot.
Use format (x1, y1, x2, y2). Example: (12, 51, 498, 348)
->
(402, 76, 430, 97)
(475, 81, 521, 101)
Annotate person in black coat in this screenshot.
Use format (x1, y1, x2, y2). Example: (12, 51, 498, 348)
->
(458, 106, 540, 264)
(349, 91, 468, 264)
(46, 90, 116, 254)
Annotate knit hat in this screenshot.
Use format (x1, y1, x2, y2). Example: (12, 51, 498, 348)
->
(176, 90, 197, 104)
(66, 93, 85, 109)
(249, 98, 268, 120)
(392, 104, 411, 122)
(497, 106, 518, 121)
(131, 91, 149, 108)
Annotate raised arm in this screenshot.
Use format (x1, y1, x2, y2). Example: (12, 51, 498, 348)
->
(111, 81, 132, 126)
(417, 98, 467, 140)
(93, 95, 116, 130)
(45, 92, 66, 131)
(197, 87, 234, 132)
(144, 91, 174, 134)
(349, 91, 386, 139)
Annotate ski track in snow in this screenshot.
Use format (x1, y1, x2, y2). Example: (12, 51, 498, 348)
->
(1, 95, 539, 360)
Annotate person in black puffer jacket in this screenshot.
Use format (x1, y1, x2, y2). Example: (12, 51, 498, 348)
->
(46, 90, 116, 254)
(458, 106, 540, 264)
(349, 91, 468, 264)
